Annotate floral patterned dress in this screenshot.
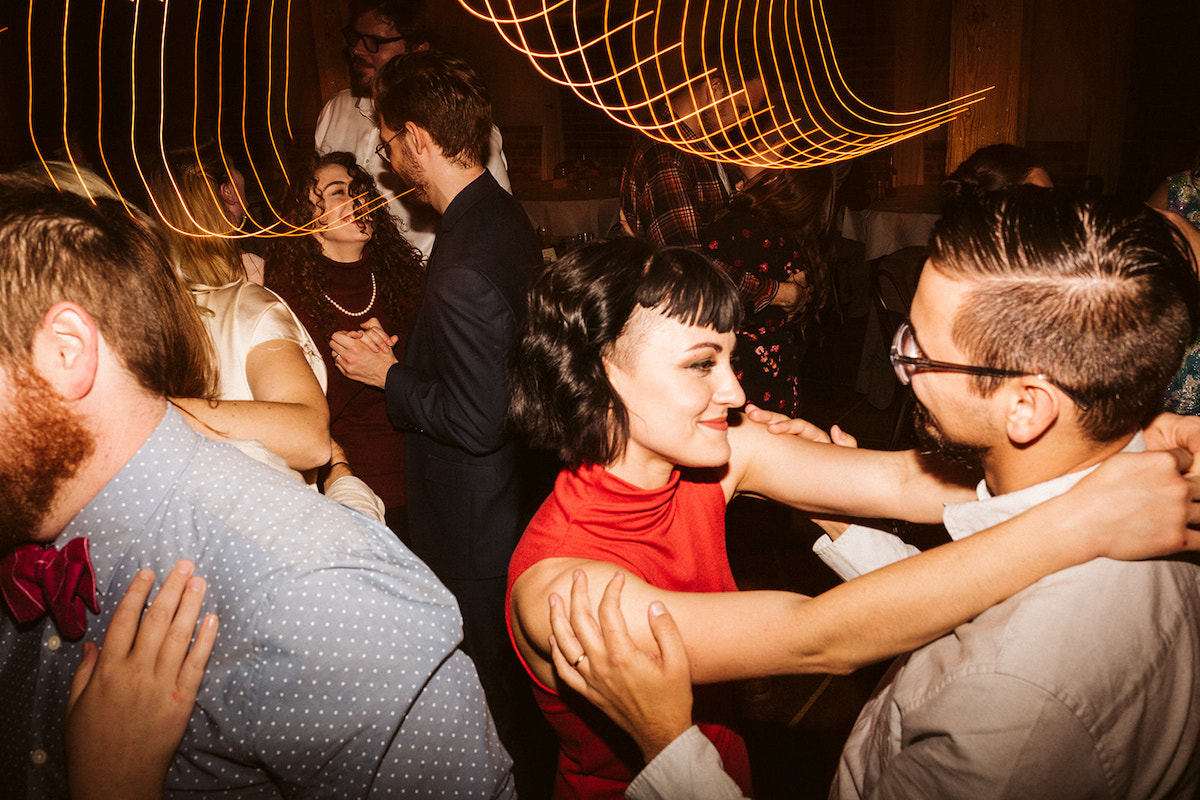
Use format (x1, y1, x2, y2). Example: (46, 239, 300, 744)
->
(703, 210, 807, 417)
(1162, 170, 1200, 415)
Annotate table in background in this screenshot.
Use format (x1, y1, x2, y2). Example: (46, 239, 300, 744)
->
(514, 180, 622, 241)
(839, 184, 943, 261)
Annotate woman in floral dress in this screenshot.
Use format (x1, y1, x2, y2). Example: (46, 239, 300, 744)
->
(701, 167, 834, 417)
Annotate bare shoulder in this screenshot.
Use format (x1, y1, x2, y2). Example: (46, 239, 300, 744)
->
(510, 556, 618, 686)
(724, 411, 769, 495)
(725, 412, 832, 497)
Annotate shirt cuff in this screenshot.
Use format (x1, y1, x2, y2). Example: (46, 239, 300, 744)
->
(325, 476, 387, 524)
(812, 524, 920, 581)
(625, 726, 746, 800)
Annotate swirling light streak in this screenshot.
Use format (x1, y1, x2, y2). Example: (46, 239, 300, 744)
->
(462, 0, 989, 167)
(96, 0, 139, 215)
(26, 0, 399, 241)
(265, 0, 293, 172)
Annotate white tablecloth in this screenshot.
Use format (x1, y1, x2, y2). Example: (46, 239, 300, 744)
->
(521, 197, 621, 240)
(840, 207, 941, 261)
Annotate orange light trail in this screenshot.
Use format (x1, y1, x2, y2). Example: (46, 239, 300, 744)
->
(460, 0, 988, 167)
(25, 0, 403, 241)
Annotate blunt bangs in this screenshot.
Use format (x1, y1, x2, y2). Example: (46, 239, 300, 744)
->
(636, 247, 743, 333)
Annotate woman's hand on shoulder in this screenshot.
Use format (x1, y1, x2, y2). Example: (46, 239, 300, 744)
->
(511, 557, 617, 688)
(743, 404, 858, 447)
(548, 571, 693, 762)
(1145, 412, 1200, 474)
(1143, 412, 1200, 527)
(1055, 448, 1199, 562)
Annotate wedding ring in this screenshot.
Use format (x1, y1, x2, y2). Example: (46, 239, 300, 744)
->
(572, 652, 587, 668)
(332, 352, 341, 360)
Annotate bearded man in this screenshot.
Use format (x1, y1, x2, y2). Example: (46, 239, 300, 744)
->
(0, 182, 513, 798)
(823, 189, 1200, 799)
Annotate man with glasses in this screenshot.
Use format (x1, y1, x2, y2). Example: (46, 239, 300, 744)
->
(824, 189, 1200, 799)
(543, 190, 1200, 800)
(314, 0, 511, 261)
(327, 49, 552, 797)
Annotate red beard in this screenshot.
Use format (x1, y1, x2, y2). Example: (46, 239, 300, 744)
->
(0, 361, 95, 546)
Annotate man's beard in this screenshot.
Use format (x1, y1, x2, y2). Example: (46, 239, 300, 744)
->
(912, 397, 987, 470)
(393, 146, 430, 205)
(351, 58, 375, 98)
(0, 362, 96, 547)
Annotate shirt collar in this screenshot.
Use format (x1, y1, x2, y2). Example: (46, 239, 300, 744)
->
(440, 170, 498, 234)
(355, 95, 376, 122)
(943, 432, 1145, 541)
(58, 405, 200, 596)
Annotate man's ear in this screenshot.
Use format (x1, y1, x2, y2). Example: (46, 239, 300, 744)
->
(31, 302, 99, 401)
(405, 121, 433, 157)
(1004, 377, 1060, 445)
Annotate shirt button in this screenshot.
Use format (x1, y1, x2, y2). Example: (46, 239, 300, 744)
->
(30, 749, 47, 765)
(47, 636, 62, 651)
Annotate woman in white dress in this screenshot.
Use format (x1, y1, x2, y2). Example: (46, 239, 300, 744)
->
(149, 151, 384, 519)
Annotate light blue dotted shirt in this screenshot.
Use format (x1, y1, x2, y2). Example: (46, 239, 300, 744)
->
(0, 407, 515, 798)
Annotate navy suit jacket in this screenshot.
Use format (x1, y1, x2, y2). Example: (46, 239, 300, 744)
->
(384, 170, 540, 582)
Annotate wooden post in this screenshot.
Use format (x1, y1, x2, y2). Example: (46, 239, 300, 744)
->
(947, 0, 1031, 173)
(309, 0, 352, 109)
(894, 0, 951, 185)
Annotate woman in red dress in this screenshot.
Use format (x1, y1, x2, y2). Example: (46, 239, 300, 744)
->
(505, 236, 1196, 799)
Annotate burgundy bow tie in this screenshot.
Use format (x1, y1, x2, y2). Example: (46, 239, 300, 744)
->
(0, 538, 99, 639)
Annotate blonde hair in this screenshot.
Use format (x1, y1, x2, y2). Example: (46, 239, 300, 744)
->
(149, 153, 245, 287)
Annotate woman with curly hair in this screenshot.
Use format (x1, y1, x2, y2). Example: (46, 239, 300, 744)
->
(266, 151, 423, 534)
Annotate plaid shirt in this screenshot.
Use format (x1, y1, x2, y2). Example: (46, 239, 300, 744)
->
(620, 133, 730, 251)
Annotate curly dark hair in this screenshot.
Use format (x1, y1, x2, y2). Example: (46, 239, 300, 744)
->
(509, 237, 743, 470)
(264, 151, 422, 335)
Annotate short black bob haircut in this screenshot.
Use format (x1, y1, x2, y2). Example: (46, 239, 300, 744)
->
(509, 237, 743, 470)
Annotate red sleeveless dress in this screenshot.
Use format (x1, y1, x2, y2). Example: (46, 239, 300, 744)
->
(507, 463, 753, 799)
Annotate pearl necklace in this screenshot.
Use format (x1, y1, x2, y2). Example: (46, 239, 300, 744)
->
(324, 272, 377, 316)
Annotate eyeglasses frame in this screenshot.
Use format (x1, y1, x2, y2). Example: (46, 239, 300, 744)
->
(342, 26, 406, 54)
(889, 320, 1092, 410)
(374, 128, 404, 165)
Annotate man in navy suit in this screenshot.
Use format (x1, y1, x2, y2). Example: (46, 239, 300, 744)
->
(330, 49, 548, 794)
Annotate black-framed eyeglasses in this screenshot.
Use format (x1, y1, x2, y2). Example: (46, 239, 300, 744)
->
(374, 128, 403, 165)
(890, 320, 1091, 409)
(342, 26, 405, 54)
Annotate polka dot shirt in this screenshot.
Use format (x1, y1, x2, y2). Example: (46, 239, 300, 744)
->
(0, 408, 514, 798)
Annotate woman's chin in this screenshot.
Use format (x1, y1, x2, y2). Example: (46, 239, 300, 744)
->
(677, 442, 732, 470)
